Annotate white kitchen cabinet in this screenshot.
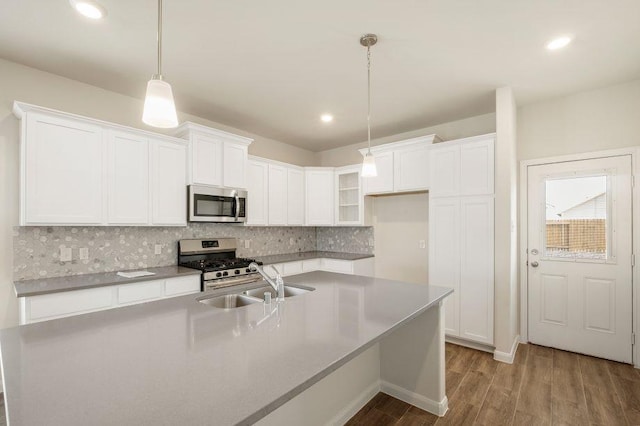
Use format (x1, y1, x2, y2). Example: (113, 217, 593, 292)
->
(362, 151, 394, 195)
(459, 196, 494, 345)
(302, 259, 321, 272)
(21, 111, 105, 225)
(19, 275, 201, 325)
(359, 134, 440, 195)
(223, 141, 248, 189)
(191, 133, 223, 186)
(174, 122, 252, 189)
(287, 168, 305, 226)
(305, 168, 334, 226)
(394, 144, 430, 192)
(429, 198, 460, 337)
(107, 130, 149, 224)
(268, 164, 288, 225)
(335, 165, 372, 226)
(282, 261, 303, 276)
(246, 159, 269, 225)
(429, 134, 495, 198)
(151, 139, 187, 226)
(266, 257, 374, 279)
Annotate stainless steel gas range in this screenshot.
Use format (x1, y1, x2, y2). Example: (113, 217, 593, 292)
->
(178, 238, 263, 291)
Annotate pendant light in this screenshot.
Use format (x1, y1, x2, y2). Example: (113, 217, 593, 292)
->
(360, 34, 378, 177)
(142, 0, 178, 128)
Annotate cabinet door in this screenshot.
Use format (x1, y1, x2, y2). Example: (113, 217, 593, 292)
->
(302, 259, 321, 272)
(268, 164, 288, 225)
(362, 151, 394, 195)
(305, 169, 334, 225)
(321, 258, 354, 274)
(117, 279, 164, 305)
(429, 197, 460, 336)
(151, 140, 187, 225)
(335, 167, 362, 225)
(25, 286, 114, 323)
(164, 275, 201, 296)
(460, 138, 494, 196)
(24, 113, 104, 224)
(223, 142, 248, 189)
(191, 133, 222, 186)
(107, 130, 149, 224)
(394, 145, 430, 192)
(287, 168, 305, 226)
(429, 145, 460, 198)
(459, 196, 494, 344)
(246, 160, 269, 226)
(282, 261, 303, 276)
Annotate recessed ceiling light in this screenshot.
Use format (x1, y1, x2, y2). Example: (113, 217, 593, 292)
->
(546, 36, 572, 51)
(69, 0, 107, 20)
(320, 114, 334, 123)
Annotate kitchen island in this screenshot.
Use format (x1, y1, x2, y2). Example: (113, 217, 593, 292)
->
(0, 272, 452, 425)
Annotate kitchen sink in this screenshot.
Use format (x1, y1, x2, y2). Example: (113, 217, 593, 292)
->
(243, 284, 315, 299)
(198, 294, 262, 309)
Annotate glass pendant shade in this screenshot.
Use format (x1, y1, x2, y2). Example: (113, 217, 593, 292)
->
(142, 77, 178, 128)
(362, 152, 377, 177)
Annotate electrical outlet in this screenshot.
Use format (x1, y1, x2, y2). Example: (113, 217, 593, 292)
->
(289, 237, 294, 245)
(155, 244, 162, 255)
(244, 239, 251, 249)
(60, 247, 72, 262)
(419, 240, 426, 249)
(368, 238, 374, 247)
(79, 247, 89, 260)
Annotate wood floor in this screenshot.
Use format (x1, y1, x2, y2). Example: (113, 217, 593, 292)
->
(346, 342, 640, 426)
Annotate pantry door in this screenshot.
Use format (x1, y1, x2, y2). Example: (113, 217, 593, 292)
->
(527, 155, 633, 363)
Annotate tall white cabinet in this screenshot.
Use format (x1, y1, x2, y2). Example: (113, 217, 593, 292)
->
(305, 168, 334, 226)
(429, 134, 495, 346)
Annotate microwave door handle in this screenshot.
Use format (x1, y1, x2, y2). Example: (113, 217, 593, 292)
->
(233, 191, 240, 221)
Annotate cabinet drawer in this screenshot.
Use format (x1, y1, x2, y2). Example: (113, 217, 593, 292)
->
(302, 259, 321, 272)
(165, 275, 201, 296)
(321, 259, 354, 274)
(28, 286, 114, 322)
(117, 280, 164, 305)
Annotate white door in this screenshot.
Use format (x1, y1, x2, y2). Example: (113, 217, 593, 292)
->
(305, 169, 334, 225)
(223, 142, 248, 188)
(363, 151, 394, 195)
(151, 139, 187, 226)
(394, 145, 429, 192)
(268, 164, 287, 225)
(287, 168, 305, 226)
(191, 133, 222, 186)
(527, 155, 633, 363)
(246, 160, 269, 226)
(460, 138, 494, 196)
(429, 144, 459, 198)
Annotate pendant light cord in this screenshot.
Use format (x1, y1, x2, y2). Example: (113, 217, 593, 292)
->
(157, 0, 163, 78)
(366, 45, 372, 154)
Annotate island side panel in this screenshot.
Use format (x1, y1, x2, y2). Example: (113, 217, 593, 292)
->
(379, 300, 447, 416)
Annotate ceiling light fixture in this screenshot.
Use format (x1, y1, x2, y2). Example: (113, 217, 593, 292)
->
(360, 34, 378, 178)
(321, 114, 334, 123)
(546, 36, 572, 51)
(69, 0, 107, 20)
(142, 0, 178, 128)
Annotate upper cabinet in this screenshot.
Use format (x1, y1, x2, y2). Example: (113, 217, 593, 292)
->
(429, 134, 495, 198)
(335, 165, 371, 226)
(246, 159, 269, 226)
(286, 167, 305, 226)
(173, 122, 252, 189)
(305, 168, 334, 226)
(359, 134, 440, 195)
(267, 164, 288, 226)
(13, 102, 187, 226)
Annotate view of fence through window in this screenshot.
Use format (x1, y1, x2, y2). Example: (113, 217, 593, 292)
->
(544, 175, 607, 260)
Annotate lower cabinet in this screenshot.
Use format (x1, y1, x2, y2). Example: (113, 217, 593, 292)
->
(429, 195, 494, 345)
(269, 257, 374, 278)
(19, 275, 201, 325)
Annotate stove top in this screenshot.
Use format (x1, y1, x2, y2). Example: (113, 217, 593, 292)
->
(180, 257, 262, 272)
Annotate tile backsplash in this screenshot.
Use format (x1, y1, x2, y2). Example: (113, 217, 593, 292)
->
(13, 225, 374, 280)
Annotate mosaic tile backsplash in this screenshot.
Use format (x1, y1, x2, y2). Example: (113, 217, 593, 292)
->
(13, 225, 374, 280)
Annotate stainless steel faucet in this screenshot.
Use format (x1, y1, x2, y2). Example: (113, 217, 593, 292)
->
(248, 262, 285, 300)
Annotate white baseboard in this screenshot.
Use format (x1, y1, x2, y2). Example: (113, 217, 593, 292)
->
(445, 335, 494, 354)
(330, 380, 380, 425)
(493, 334, 520, 364)
(380, 380, 448, 417)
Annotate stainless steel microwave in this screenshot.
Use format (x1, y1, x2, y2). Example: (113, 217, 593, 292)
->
(188, 185, 247, 223)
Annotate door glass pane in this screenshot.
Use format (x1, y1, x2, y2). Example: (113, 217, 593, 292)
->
(544, 176, 607, 260)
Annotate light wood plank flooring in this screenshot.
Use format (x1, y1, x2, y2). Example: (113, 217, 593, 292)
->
(346, 342, 640, 425)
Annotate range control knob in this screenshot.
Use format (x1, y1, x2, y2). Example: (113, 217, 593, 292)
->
(222, 271, 228, 277)
(216, 272, 222, 278)
(235, 269, 240, 275)
(245, 268, 250, 273)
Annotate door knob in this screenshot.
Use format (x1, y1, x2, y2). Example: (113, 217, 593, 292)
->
(530, 261, 539, 268)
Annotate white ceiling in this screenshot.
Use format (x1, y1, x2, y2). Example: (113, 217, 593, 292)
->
(1, 1, 639, 151)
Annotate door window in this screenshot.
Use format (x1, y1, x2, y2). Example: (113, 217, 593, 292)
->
(544, 175, 608, 260)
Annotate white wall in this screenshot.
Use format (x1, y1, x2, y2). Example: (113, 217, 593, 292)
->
(373, 194, 429, 285)
(0, 58, 317, 331)
(317, 113, 497, 167)
(518, 79, 640, 161)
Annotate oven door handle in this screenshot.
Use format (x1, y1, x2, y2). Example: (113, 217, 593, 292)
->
(233, 190, 240, 221)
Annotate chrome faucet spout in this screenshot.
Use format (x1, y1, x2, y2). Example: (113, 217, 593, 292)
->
(248, 262, 283, 297)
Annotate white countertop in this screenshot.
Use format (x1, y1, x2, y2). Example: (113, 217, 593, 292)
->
(0, 272, 452, 425)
